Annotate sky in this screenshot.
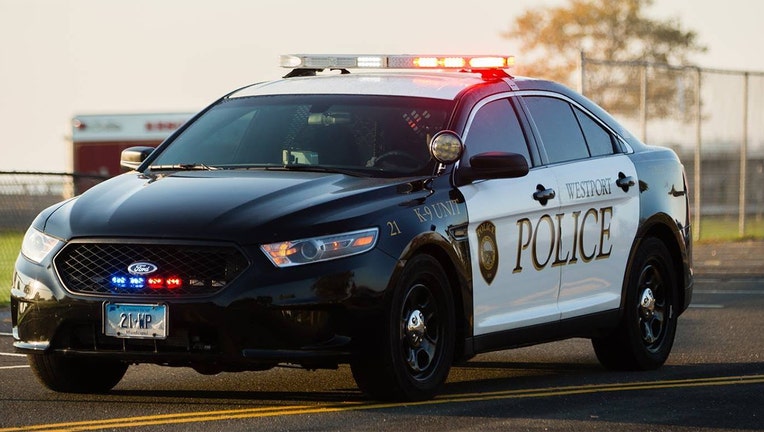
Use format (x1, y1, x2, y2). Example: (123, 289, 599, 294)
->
(1, 0, 763, 172)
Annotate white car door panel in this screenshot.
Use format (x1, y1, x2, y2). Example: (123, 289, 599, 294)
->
(458, 95, 563, 336)
(554, 155, 639, 318)
(462, 169, 562, 335)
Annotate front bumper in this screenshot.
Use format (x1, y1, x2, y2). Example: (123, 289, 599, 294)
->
(11, 248, 397, 371)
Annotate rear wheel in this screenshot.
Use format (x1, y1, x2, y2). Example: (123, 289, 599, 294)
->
(351, 254, 455, 401)
(592, 237, 678, 370)
(28, 354, 128, 393)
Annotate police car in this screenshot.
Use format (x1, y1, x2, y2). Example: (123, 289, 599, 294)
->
(11, 54, 693, 401)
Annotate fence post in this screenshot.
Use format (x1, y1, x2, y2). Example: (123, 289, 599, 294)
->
(640, 63, 648, 142)
(739, 72, 749, 238)
(693, 67, 702, 242)
(579, 51, 586, 95)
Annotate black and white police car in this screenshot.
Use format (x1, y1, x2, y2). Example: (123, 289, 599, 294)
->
(11, 54, 693, 401)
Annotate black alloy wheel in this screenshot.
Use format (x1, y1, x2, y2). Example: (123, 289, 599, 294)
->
(351, 254, 455, 401)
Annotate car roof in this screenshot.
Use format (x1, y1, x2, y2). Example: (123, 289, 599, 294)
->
(225, 69, 641, 148)
(229, 72, 503, 100)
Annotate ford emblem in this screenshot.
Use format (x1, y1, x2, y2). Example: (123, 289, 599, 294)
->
(127, 262, 158, 275)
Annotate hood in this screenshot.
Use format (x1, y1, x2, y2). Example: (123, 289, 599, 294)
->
(44, 170, 417, 243)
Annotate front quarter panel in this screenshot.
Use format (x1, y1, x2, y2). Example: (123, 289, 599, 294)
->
(373, 175, 471, 298)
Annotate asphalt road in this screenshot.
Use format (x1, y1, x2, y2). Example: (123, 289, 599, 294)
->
(1, 275, 762, 432)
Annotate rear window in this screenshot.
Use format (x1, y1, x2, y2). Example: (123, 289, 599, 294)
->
(524, 96, 590, 164)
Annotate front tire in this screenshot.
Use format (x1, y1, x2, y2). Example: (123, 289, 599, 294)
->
(351, 254, 455, 401)
(28, 354, 128, 393)
(592, 237, 678, 370)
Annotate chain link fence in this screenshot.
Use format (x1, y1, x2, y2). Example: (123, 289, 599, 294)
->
(581, 56, 764, 240)
(0, 172, 108, 229)
(0, 172, 108, 296)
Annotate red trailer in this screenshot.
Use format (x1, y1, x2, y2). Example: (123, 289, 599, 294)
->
(71, 113, 192, 192)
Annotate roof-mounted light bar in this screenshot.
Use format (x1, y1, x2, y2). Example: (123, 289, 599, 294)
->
(280, 54, 515, 71)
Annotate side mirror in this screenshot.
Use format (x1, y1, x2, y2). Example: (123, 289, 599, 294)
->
(429, 131, 464, 165)
(456, 151, 529, 185)
(120, 146, 155, 171)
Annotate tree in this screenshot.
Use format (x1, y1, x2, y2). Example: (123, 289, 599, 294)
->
(503, 0, 705, 118)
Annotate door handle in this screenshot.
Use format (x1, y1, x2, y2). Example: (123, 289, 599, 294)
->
(669, 185, 686, 197)
(616, 172, 636, 192)
(533, 184, 555, 206)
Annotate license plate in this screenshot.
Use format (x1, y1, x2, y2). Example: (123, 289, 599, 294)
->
(103, 303, 167, 339)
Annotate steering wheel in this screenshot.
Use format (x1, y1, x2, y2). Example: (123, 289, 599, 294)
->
(372, 150, 422, 169)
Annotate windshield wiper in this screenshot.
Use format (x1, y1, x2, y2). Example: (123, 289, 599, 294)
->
(148, 163, 220, 171)
(274, 164, 369, 177)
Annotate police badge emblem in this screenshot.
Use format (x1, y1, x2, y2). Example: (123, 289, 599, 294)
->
(476, 221, 498, 285)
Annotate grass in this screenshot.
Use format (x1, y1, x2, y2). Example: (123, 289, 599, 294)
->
(1, 231, 23, 306)
(0, 217, 761, 307)
(696, 216, 764, 242)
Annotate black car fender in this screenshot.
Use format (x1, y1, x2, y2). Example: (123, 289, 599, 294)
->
(371, 178, 473, 359)
(624, 147, 693, 316)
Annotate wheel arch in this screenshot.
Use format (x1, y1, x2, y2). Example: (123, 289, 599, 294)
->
(620, 213, 688, 314)
(393, 232, 472, 364)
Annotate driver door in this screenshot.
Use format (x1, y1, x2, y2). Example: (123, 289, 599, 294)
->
(458, 95, 562, 336)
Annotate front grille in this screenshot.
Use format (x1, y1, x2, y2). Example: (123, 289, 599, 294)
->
(54, 241, 249, 297)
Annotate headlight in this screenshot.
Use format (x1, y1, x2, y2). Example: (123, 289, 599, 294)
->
(261, 228, 379, 268)
(20, 227, 63, 264)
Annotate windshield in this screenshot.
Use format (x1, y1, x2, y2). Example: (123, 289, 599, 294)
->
(150, 95, 453, 177)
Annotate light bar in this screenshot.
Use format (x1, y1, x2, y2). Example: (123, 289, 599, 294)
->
(280, 55, 514, 71)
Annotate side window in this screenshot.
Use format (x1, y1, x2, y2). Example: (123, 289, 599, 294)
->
(573, 107, 616, 157)
(524, 96, 589, 164)
(463, 98, 531, 165)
